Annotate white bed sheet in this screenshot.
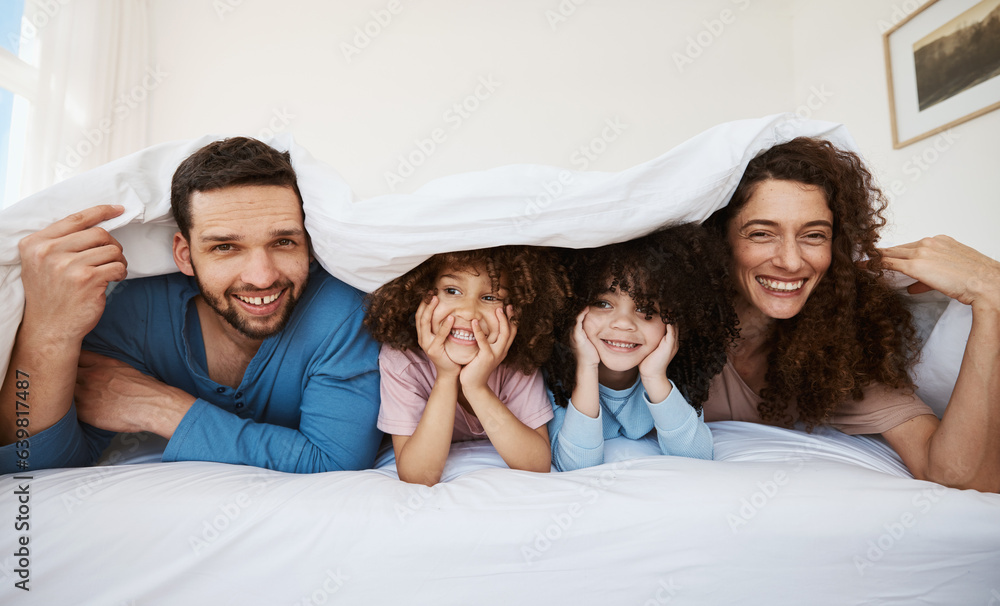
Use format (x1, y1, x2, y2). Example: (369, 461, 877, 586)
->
(1, 421, 998, 606)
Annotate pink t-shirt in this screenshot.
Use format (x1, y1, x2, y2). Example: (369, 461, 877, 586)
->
(377, 346, 554, 442)
(702, 356, 935, 435)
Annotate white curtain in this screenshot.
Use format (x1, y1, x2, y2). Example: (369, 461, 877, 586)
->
(21, 0, 151, 198)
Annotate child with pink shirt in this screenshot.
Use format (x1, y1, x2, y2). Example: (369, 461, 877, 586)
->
(365, 246, 570, 485)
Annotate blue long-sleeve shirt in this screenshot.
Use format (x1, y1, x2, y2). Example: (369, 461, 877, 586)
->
(548, 379, 713, 471)
(0, 263, 382, 474)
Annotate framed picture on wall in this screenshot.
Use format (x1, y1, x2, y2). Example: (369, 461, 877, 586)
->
(883, 0, 1000, 148)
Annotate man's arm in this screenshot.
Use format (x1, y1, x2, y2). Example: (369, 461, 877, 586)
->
(0, 205, 126, 446)
(75, 299, 382, 473)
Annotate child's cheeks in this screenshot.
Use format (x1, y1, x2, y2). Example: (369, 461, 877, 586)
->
(583, 288, 669, 375)
(429, 267, 509, 366)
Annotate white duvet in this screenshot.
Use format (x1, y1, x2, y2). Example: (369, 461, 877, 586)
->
(2, 424, 998, 605)
(1, 114, 996, 605)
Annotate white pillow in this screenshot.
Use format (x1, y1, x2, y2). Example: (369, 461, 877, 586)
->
(912, 299, 972, 417)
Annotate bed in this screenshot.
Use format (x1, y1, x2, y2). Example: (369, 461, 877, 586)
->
(1, 114, 998, 605)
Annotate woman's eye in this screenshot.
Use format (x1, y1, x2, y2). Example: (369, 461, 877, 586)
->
(803, 232, 830, 243)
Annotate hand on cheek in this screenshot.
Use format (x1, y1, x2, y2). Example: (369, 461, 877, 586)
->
(573, 309, 602, 369)
(416, 296, 461, 376)
(638, 323, 679, 403)
(460, 306, 516, 390)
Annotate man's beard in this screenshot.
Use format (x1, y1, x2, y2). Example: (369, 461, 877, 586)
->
(191, 266, 307, 340)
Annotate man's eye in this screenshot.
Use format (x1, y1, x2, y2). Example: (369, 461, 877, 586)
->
(277, 238, 294, 246)
(214, 244, 232, 252)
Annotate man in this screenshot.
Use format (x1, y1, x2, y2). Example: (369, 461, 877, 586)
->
(0, 138, 381, 473)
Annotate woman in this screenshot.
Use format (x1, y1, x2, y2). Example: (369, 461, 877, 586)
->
(703, 137, 1000, 492)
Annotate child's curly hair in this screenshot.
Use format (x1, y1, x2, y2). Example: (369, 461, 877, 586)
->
(364, 246, 571, 375)
(545, 223, 739, 411)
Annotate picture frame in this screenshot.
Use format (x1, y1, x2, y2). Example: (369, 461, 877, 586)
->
(883, 0, 1000, 148)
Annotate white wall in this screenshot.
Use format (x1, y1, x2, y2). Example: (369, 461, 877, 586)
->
(790, 0, 1000, 257)
(145, 0, 999, 256)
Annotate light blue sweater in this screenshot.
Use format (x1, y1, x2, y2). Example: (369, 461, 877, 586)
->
(548, 378, 713, 471)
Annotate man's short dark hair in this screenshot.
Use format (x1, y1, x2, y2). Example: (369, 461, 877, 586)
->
(170, 137, 302, 239)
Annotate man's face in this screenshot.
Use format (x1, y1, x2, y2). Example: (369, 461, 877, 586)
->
(173, 184, 311, 341)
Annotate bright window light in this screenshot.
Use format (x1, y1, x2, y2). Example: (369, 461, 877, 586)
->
(1, 0, 27, 208)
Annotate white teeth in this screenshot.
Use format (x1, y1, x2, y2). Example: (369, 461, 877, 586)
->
(604, 340, 639, 349)
(237, 292, 280, 305)
(756, 277, 804, 292)
(451, 329, 475, 341)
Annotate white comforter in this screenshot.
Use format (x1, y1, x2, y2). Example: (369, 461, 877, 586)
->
(1, 423, 998, 605)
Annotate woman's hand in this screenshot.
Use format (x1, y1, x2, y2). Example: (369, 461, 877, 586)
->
(879, 236, 1000, 311)
(460, 305, 516, 390)
(415, 296, 461, 377)
(638, 323, 679, 403)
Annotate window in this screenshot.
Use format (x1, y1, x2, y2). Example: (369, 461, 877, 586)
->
(1, 0, 29, 208)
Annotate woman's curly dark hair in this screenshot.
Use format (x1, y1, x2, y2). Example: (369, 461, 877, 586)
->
(703, 136, 920, 429)
(364, 246, 571, 375)
(544, 224, 738, 412)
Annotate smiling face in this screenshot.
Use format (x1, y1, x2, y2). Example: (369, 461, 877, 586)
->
(173, 184, 311, 342)
(583, 286, 667, 382)
(727, 179, 834, 321)
(430, 265, 508, 366)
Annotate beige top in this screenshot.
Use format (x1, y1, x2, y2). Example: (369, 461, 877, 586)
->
(702, 357, 935, 435)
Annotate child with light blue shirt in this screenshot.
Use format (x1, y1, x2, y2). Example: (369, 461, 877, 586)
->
(544, 224, 738, 471)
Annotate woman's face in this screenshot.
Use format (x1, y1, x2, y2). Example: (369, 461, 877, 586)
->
(727, 179, 834, 320)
